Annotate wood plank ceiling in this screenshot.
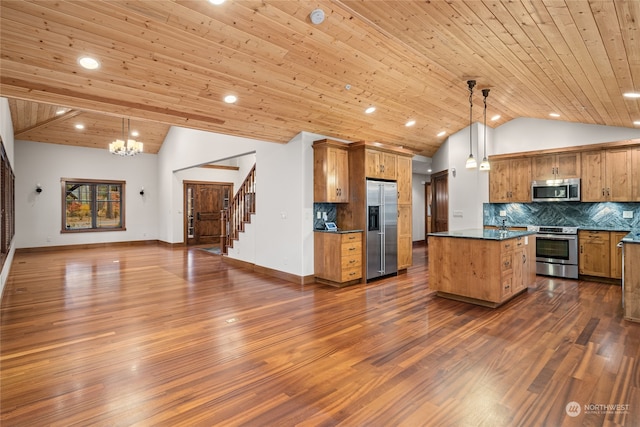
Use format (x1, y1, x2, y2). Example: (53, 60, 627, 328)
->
(1, 0, 639, 156)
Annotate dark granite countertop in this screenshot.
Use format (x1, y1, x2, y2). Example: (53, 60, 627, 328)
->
(578, 226, 633, 232)
(428, 228, 536, 241)
(622, 230, 640, 244)
(314, 229, 363, 234)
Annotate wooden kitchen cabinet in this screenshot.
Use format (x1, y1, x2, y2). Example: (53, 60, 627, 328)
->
(531, 153, 580, 181)
(313, 139, 349, 203)
(314, 231, 362, 286)
(632, 146, 640, 200)
(365, 148, 397, 180)
(396, 155, 413, 270)
(611, 231, 627, 280)
(623, 242, 640, 323)
(581, 147, 637, 202)
(429, 234, 535, 307)
(579, 230, 611, 277)
(489, 158, 531, 202)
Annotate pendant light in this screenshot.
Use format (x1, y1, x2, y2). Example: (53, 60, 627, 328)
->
(465, 80, 477, 169)
(109, 118, 143, 156)
(479, 88, 491, 171)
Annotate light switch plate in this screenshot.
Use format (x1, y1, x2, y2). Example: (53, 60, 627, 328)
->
(623, 211, 633, 219)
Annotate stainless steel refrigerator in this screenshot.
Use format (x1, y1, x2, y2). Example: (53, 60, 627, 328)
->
(366, 180, 398, 281)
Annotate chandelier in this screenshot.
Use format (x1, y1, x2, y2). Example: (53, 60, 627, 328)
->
(109, 118, 143, 156)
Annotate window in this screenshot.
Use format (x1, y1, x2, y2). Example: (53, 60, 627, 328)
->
(1, 138, 15, 268)
(62, 179, 125, 232)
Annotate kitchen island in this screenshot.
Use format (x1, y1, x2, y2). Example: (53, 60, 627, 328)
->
(428, 229, 537, 307)
(622, 231, 640, 323)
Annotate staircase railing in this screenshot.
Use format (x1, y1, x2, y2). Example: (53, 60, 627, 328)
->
(221, 164, 256, 254)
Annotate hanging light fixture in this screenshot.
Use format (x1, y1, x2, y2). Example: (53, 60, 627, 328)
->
(479, 88, 491, 171)
(109, 118, 143, 156)
(465, 80, 477, 169)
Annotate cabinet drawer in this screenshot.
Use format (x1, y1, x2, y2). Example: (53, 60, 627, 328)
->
(342, 241, 362, 255)
(501, 253, 513, 272)
(341, 253, 361, 270)
(580, 230, 609, 241)
(501, 240, 515, 252)
(341, 267, 362, 282)
(501, 275, 513, 298)
(342, 233, 362, 243)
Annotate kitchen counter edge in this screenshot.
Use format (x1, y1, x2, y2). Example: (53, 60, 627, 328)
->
(314, 229, 364, 234)
(428, 228, 536, 241)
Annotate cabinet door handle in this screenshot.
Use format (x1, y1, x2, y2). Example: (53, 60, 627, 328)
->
(349, 247, 356, 251)
(602, 188, 605, 196)
(580, 245, 583, 254)
(607, 188, 610, 196)
(523, 254, 526, 264)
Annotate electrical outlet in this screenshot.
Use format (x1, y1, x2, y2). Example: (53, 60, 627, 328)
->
(453, 210, 463, 217)
(623, 211, 633, 219)
(317, 211, 321, 219)
(499, 210, 507, 217)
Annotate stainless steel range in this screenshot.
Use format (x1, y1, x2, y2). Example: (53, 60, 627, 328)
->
(527, 225, 579, 279)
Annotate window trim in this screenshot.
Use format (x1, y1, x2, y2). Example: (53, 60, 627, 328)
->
(61, 178, 126, 233)
(1, 138, 15, 268)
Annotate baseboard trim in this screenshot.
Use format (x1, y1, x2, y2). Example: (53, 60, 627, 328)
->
(222, 256, 316, 285)
(16, 239, 162, 253)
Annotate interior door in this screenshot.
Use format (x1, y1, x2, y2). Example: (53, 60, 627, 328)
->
(431, 170, 448, 233)
(185, 182, 232, 245)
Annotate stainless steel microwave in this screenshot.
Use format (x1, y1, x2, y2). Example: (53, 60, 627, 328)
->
(531, 178, 580, 202)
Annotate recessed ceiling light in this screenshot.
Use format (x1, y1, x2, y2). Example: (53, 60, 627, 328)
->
(549, 113, 560, 117)
(78, 56, 99, 70)
(405, 120, 416, 127)
(310, 8, 325, 25)
(224, 95, 237, 104)
(56, 108, 68, 115)
(437, 131, 446, 137)
(209, 0, 226, 4)
(634, 120, 640, 126)
(131, 130, 139, 137)
(623, 92, 640, 99)
(75, 124, 85, 130)
(491, 115, 501, 121)
(365, 106, 376, 114)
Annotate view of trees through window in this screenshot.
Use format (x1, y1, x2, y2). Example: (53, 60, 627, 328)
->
(63, 180, 125, 231)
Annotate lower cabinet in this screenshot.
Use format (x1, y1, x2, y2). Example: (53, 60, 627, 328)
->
(314, 231, 362, 286)
(579, 230, 625, 280)
(429, 235, 535, 307)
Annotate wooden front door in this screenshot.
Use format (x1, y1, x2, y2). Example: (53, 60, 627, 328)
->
(431, 170, 448, 233)
(185, 182, 232, 245)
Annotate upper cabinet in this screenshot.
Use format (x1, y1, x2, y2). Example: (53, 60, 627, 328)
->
(531, 153, 581, 181)
(582, 147, 638, 202)
(489, 158, 531, 203)
(365, 149, 397, 180)
(313, 139, 349, 203)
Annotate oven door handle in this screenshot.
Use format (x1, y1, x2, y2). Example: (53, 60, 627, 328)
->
(536, 234, 577, 240)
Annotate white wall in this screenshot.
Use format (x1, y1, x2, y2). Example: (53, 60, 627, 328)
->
(15, 141, 159, 248)
(0, 98, 16, 297)
(159, 128, 320, 278)
(412, 174, 428, 241)
(493, 118, 640, 154)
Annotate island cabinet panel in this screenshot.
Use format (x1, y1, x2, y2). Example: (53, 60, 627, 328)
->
(428, 234, 535, 307)
(313, 139, 350, 203)
(314, 232, 362, 286)
(624, 243, 640, 323)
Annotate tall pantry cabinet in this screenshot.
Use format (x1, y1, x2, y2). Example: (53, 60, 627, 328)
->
(335, 141, 415, 279)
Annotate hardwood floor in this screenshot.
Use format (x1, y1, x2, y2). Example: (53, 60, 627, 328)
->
(1, 243, 638, 426)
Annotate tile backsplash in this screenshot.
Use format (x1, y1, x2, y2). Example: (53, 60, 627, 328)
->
(313, 203, 338, 230)
(484, 202, 640, 230)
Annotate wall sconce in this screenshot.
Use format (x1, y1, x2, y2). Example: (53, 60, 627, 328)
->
(139, 187, 145, 196)
(35, 183, 43, 194)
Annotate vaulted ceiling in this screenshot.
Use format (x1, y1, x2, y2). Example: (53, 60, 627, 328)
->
(1, 0, 639, 156)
